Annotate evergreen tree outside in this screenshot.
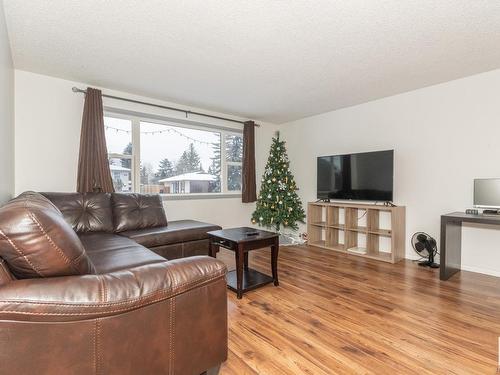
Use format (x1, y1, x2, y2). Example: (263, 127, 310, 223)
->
(226, 135, 243, 191)
(175, 143, 203, 174)
(155, 158, 175, 178)
(251, 132, 305, 231)
(225, 135, 243, 161)
(140, 162, 153, 185)
(121, 142, 132, 169)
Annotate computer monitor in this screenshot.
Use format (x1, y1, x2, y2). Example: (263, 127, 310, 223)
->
(473, 178, 500, 208)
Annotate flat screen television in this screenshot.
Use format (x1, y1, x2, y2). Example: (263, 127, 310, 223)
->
(317, 150, 394, 201)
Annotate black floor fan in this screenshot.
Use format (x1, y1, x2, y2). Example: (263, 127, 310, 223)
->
(411, 232, 439, 268)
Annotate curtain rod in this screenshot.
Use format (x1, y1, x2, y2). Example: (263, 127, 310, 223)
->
(72, 87, 259, 127)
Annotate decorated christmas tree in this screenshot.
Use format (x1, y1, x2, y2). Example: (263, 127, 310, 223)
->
(251, 132, 305, 231)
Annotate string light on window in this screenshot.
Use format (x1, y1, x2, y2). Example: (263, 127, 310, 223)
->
(104, 125, 223, 146)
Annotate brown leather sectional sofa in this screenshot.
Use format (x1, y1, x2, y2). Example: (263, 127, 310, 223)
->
(0, 191, 227, 374)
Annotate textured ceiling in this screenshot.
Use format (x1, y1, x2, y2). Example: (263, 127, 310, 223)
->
(3, 1, 500, 123)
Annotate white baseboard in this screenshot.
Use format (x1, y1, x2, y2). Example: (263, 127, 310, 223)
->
(404, 252, 500, 278)
(459, 265, 500, 278)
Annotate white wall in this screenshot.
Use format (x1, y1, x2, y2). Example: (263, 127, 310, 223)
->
(281, 68, 500, 277)
(15, 70, 279, 228)
(0, 3, 14, 204)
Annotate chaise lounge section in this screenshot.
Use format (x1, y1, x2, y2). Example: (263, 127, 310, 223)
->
(0, 191, 227, 374)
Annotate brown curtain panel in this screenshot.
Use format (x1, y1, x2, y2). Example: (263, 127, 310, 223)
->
(76, 87, 115, 193)
(242, 120, 257, 202)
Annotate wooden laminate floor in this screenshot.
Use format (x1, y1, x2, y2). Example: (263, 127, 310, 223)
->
(214, 245, 500, 375)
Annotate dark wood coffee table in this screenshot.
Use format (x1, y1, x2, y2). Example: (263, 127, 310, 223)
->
(207, 227, 279, 299)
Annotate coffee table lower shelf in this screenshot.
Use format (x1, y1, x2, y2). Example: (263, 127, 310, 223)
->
(226, 268, 275, 295)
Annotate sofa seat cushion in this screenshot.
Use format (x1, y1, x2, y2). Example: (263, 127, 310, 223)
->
(112, 193, 167, 232)
(79, 233, 166, 274)
(0, 192, 95, 279)
(42, 192, 113, 233)
(118, 220, 222, 248)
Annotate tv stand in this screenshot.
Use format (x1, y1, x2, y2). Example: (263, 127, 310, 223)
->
(482, 209, 500, 215)
(316, 198, 330, 203)
(307, 201, 405, 263)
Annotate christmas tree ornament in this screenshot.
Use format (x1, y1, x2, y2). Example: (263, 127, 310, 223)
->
(251, 132, 306, 232)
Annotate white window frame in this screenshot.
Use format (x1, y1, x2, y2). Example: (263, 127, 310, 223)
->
(104, 109, 243, 200)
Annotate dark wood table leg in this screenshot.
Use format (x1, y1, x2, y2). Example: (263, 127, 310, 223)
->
(236, 244, 244, 299)
(208, 238, 217, 258)
(271, 238, 279, 286)
(243, 252, 249, 270)
(440, 218, 462, 280)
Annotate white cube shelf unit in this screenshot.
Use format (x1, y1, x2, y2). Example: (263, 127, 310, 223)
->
(307, 202, 405, 263)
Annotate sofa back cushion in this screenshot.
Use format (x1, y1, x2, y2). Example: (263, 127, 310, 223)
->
(42, 192, 114, 233)
(0, 192, 95, 278)
(112, 193, 167, 232)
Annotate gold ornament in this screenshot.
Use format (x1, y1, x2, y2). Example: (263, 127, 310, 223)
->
(272, 177, 276, 182)
(251, 218, 256, 224)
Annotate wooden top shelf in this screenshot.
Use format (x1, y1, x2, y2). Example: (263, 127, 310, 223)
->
(308, 201, 401, 211)
(310, 221, 327, 227)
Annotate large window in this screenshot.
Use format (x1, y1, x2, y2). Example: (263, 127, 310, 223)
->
(104, 112, 243, 197)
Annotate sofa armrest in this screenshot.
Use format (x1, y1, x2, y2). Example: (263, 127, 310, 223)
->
(0, 256, 227, 322)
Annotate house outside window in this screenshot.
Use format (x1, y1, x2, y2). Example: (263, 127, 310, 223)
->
(104, 110, 243, 198)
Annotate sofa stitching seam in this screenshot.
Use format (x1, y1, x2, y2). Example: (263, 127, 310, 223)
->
(98, 319, 101, 375)
(103, 278, 107, 302)
(0, 274, 225, 316)
(93, 319, 97, 374)
(97, 276, 104, 303)
(169, 298, 173, 374)
(0, 269, 226, 307)
(0, 228, 44, 277)
(28, 211, 81, 273)
(96, 319, 101, 375)
(172, 297, 175, 375)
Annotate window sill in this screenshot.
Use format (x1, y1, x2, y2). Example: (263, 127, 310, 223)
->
(160, 193, 242, 201)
